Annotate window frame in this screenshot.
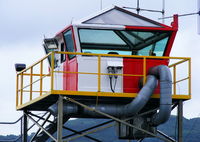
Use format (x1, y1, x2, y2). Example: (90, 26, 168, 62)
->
(63, 27, 76, 60)
(78, 28, 171, 56)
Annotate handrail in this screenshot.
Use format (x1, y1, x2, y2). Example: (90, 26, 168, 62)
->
(0, 116, 22, 125)
(0, 116, 23, 142)
(16, 51, 191, 108)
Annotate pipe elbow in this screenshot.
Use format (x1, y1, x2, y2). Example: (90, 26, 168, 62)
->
(149, 65, 172, 126)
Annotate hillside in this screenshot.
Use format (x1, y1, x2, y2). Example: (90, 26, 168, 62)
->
(0, 115, 200, 142)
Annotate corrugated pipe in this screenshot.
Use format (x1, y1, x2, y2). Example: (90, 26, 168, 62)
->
(48, 75, 157, 118)
(48, 65, 172, 126)
(148, 65, 172, 126)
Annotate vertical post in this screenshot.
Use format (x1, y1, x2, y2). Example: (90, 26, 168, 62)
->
(22, 111, 28, 142)
(188, 59, 191, 96)
(162, 0, 165, 23)
(57, 95, 63, 142)
(16, 74, 19, 107)
(178, 100, 183, 142)
(20, 116, 23, 141)
(51, 52, 55, 91)
(97, 55, 101, 92)
(20, 73, 24, 105)
(40, 60, 43, 96)
(143, 57, 146, 85)
(30, 67, 33, 101)
(137, 0, 140, 14)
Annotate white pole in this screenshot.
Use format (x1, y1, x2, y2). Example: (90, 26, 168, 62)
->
(198, 0, 200, 34)
(162, 0, 165, 24)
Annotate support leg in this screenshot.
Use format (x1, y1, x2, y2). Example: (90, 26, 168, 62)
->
(57, 95, 63, 142)
(22, 111, 28, 142)
(178, 100, 183, 142)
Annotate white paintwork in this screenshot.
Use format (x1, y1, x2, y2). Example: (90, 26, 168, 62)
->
(77, 56, 123, 93)
(72, 26, 82, 52)
(53, 41, 64, 91)
(107, 60, 123, 68)
(73, 24, 125, 30)
(54, 65, 63, 90)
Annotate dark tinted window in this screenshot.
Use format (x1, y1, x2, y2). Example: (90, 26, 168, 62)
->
(64, 30, 75, 59)
(60, 43, 66, 63)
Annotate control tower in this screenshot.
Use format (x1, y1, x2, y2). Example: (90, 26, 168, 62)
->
(15, 6, 191, 142)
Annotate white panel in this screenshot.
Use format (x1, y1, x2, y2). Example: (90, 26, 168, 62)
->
(54, 53, 63, 90)
(73, 26, 82, 52)
(54, 65, 63, 90)
(77, 56, 123, 93)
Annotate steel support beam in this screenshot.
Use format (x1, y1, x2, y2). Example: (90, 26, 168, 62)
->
(57, 95, 63, 142)
(178, 100, 183, 142)
(63, 120, 113, 139)
(157, 130, 176, 142)
(25, 113, 57, 142)
(64, 97, 172, 142)
(30, 112, 51, 142)
(22, 111, 28, 142)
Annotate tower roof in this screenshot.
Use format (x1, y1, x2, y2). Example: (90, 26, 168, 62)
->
(78, 6, 164, 28)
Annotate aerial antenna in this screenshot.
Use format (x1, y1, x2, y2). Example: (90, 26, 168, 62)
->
(123, 0, 166, 23)
(198, 0, 200, 34)
(137, 0, 140, 14)
(100, 0, 103, 10)
(162, 0, 165, 23)
(158, 0, 200, 34)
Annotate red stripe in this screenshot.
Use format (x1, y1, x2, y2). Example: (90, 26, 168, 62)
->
(125, 26, 174, 31)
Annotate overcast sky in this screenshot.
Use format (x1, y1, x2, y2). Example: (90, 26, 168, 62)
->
(0, 0, 200, 135)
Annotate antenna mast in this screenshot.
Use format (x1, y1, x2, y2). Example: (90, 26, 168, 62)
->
(162, 0, 165, 23)
(137, 0, 140, 14)
(123, 0, 166, 23)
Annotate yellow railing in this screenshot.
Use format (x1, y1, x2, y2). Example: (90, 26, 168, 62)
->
(16, 51, 191, 108)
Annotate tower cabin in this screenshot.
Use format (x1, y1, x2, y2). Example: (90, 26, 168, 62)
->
(15, 6, 191, 140)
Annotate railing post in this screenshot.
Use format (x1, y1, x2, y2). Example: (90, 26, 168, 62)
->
(30, 67, 33, 101)
(97, 55, 101, 92)
(20, 73, 24, 105)
(16, 74, 19, 107)
(188, 59, 191, 95)
(143, 57, 146, 85)
(40, 60, 43, 96)
(51, 52, 55, 91)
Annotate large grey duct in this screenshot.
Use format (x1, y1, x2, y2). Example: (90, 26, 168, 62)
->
(148, 65, 172, 126)
(48, 65, 172, 127)
(48, 75, 157, 118)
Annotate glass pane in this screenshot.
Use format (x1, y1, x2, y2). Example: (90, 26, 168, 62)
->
(79, 29, 126, 45)
(82, 49, 131, 55)
(78, 29, 170, 56)
(84, 9, 162, 27)
(138, 45, 153, 56)
(154, 37, 169, 56)
(64, 30, 75, 59)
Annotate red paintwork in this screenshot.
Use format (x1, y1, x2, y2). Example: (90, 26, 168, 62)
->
(62, 26, 78, 91)
(123, 58, 168, 93)
(125, 26, 174, 31)
(164, 15, 178, 56)
(63, 57, 78, 91)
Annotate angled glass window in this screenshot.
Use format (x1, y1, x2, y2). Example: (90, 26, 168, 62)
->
(78, 29, 170, 56)
(84, 8, 162, 27)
